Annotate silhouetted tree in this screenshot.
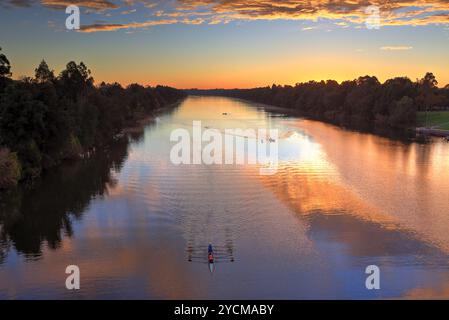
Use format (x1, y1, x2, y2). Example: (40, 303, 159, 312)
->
(420, 72, 438, 88)
(0, 47, 11, 78)
(388, 96, 416, 127)
(0, 47, 12, 90)
(34, 60, 55, 83)
(416, 72, 440, 111)
(188, 72, 446, 130)
(0, 51, 186, 187)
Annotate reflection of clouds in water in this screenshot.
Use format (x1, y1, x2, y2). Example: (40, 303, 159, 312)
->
(260, 136, 449, 256)
(296, 119, 449, 253)
(3, 96, 449, 298)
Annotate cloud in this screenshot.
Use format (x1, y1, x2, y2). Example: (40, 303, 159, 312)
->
(122, 0, 158, 7)
(7, 0, 449, 30)
(380, 46, 413, 51)
(79, 19, 179, 32)
(41, 0, 118, 10)
(8, 0, 35, 7)
(6, 0, 119, 9)
(121, 8, 137, 14)
(174, 0, 449, 27)
(79, 16, 211, 32)
(301, 26, 315, 31)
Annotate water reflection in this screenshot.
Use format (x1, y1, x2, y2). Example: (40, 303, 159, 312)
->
(0, 138, 131, 261)
(0, 96, 449, 299)
(292, 120, 449, 251)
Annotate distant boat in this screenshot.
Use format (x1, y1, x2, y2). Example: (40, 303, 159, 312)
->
(222, 112, 228, 115)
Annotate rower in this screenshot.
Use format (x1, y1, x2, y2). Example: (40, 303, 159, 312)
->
(208, 244, 214, 263)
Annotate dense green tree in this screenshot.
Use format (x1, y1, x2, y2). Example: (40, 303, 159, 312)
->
(0, 148, 21, 189)
(344, 76, 380, 125)
(58, 61, 93, 100)
(416, 72, 439, 111)
(0, 82, 48, 177)
(0, 52, 186, 188)
(388, 96, 416, 128)
(188, 72, 447, 130)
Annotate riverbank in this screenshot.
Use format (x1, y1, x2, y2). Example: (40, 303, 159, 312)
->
(0, 56, 188, 190)
(201, 95, 417, 142)
(416, 111, 449, 138)
(186, 75, 422, 133)
(121, 99, 184, 135)
(416, 127, 449, 138)
(0, 96, 186, 192)
(417, 111, 449, 130)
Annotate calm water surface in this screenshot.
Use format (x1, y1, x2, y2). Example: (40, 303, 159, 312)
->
(1, 96, 449, 299)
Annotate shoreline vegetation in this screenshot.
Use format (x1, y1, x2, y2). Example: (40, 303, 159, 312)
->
(120, 101, 181, 135)
(0, 47, 186, 190)
(2, 44, 449, 190)
(186, 73, 449, 137)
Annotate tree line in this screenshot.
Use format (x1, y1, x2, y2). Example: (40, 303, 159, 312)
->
(188, 73, 449, 130)
(0, 47, 186, 189)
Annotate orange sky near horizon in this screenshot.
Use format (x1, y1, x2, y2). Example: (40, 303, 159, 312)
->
(80, 50, 449, 89)
(1, 0, 449, 89)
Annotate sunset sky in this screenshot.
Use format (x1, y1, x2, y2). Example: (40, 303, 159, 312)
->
(0, 0, 448, 88)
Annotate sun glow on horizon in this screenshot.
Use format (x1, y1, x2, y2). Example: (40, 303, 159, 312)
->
(1, 0, 448, 88)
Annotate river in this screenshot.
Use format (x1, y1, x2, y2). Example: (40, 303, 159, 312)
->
(1, 96, 449, 299)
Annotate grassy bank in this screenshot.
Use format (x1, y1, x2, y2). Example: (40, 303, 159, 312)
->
(417, 111, 449, 130)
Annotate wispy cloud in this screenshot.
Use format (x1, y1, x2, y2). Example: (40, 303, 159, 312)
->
(380, 46, 413, 51)
(80, 19, 178, 32)
(6, 0, 449, 31)
(8, 0, 34, 7)
(42, 0, 118, 10)
(175, 0, 449, 27)
(121, 8, 137, 15)
(79, 15, 212, 32)
(301, 26, 316, 31)
(5, 0, 119, 9)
